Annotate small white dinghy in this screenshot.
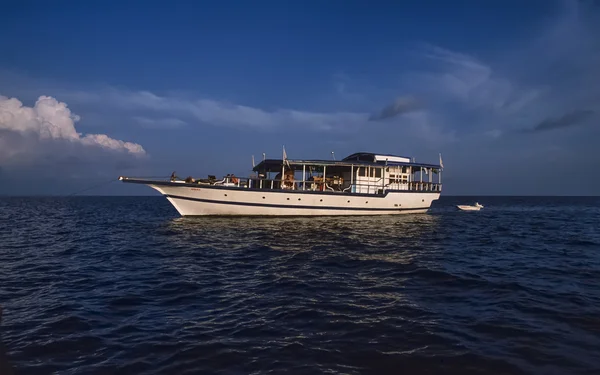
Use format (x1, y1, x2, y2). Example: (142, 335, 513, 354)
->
(457, 202, 484, 211)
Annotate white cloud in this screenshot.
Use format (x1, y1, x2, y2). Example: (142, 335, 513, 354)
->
(403, 3, 600, 139)
(82, 89, 370, 132)
(0, 94, 146, 166)
(0, 72, 452, 145)
(80, 134, 145, 154)
(415, 44, 542, 117)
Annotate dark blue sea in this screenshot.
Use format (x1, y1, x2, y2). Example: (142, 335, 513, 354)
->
(1, 196, 599, 375)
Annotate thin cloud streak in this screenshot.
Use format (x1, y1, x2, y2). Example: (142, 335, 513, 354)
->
(369, 96, 422, 121)
(132, 116, 187, 129)
(531, 109, 595, 132)
(68, 88, 370, 132)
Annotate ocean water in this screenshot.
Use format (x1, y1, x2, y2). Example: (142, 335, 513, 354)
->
(0, 196, 599, 375)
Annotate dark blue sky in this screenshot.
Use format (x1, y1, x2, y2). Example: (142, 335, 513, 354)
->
(1, 0, 598, 195)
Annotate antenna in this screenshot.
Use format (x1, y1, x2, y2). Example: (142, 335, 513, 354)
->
(331, 151, 335, 161)
(252, 155, 255, 167)
(262, 153, 266, 161)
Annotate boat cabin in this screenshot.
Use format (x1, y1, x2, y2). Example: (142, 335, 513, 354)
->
(243, 152, 442, 194)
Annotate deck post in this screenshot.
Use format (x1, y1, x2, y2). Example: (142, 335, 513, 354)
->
(420, 168, 423, 191)
(302, 164, 306, 190)
(428, 168, 431, 190)
(350, 165, 354, 191)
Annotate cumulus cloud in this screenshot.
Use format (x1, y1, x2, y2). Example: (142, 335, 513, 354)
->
(0, 94, 146, 166)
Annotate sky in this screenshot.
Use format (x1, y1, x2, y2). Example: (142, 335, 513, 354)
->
(1, 0, 599, 196)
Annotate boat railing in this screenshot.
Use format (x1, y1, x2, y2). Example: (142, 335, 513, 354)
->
(407, 181, 442, 192)
(245, 178, 381, 194)
(180, 176, 441, 193)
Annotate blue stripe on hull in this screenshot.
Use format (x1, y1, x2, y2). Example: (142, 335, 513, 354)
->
(166, 194, 431, 212)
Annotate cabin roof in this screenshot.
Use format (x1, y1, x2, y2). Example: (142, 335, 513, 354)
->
(252, 153, 442, 173)
(342, 152, 412, 163)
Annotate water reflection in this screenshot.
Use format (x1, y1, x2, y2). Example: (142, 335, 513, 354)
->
(152, 213, 445, 322)
(157, 216, 445, 292)
(163, 214, 441, 259)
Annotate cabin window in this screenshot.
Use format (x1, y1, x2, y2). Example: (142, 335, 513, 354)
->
(358, 168, 367, 177)
(373, 168, 382, 178)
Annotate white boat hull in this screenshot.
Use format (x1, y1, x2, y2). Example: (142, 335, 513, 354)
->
(457, 205, 481, 211)
(145, 183, 439, 216)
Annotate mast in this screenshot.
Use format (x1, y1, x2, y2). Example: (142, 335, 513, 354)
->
(439, 153, 444, 189)
(281, 145, 286, 189)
